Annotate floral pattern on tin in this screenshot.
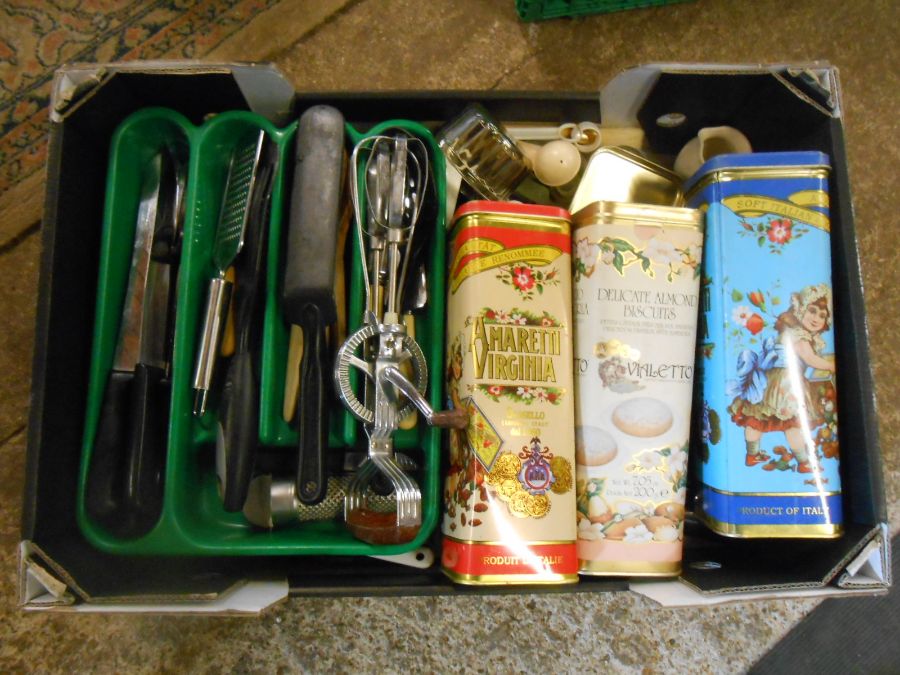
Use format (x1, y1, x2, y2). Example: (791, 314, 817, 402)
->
(729, 286, 784, 341)
(573, 234, 700, 283)
(477, 384, 563, 405)
(478, 306, 560, 327)
(698, 400, 722, 464)
(495, 262, 559, 300)
(737, 217, 809, 254)
(625, 443, 689, 497)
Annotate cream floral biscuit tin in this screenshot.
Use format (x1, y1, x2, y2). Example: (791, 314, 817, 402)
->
(572, 201, 704, 576)
(441, 201, 577, 585)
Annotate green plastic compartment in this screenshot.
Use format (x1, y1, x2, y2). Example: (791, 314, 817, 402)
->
(516, 0, 691, 21)
(77, 108, 446, 556)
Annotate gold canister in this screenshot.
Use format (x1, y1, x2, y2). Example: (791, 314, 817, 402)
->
(569, 146, 684, 214)
(442, 201, 577, 585)
(572, 201, 703, 576)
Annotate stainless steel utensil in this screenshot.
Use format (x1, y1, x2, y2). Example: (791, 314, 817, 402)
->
(192, 131, 266, 416)
(365, 142, 390, 320)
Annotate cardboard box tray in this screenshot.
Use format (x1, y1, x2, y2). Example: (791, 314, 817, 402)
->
(19, 61, 889, 611)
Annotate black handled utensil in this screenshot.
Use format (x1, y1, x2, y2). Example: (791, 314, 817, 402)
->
(216, 135, 276, 512)
(86, 147, 183, 538)
(283, 105, 345, 506)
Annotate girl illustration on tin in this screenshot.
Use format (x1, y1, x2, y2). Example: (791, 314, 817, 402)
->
(727, 283, 837, 474)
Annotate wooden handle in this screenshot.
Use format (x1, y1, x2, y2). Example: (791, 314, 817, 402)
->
(334, 199, 351, 346)
(398, 313, 418, 431)
(282, 324, 303, 422)
(220, 266, 237, 357)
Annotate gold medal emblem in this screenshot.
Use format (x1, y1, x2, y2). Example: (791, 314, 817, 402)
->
(549, 456, 572, 494)
(510, 491, 529, 517)
(485, 445, 568, 519)
(499, 478, 519, 498)
(487, 452, 521, 485)
(528, 493, 551, 517)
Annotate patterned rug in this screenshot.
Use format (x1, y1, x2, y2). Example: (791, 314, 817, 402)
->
(0, 0, 281, 204)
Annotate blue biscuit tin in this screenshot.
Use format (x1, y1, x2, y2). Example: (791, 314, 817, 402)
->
(685, 152, 841, 538)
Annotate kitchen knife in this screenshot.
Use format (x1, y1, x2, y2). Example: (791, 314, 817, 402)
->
(86, 147, 182, 538)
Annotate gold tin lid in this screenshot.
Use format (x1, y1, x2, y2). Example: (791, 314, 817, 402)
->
(683, 153, 831, 202)
(572, 200, 704, 232)
(450, 200, 572, 239)
(569, 146, 684, 214)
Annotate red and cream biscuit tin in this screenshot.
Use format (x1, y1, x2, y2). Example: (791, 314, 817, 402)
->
(442, 201, 577, 585)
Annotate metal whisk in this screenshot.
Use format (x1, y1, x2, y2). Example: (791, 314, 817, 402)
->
(351, 133, 429, 325)
(336, 131, 465, 539)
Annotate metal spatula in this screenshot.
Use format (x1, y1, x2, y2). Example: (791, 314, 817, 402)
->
(192, 131, 265, 416)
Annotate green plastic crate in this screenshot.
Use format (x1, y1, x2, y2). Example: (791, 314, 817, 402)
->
(516, 0, 691, 21)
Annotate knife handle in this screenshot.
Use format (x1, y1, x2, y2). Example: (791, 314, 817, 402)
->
(86, 370, 133, 530)
(86, 365, 168, 538)
(122, 362, 169, 533)
(296, 305, 328, 505)
(217, 348, 258, 512)
(192, 275, 232, 416)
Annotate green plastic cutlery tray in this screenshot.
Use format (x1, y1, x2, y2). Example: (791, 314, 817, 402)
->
(77, 107, 447, 556)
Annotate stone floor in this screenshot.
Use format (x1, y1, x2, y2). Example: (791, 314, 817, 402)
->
(1, 0, 898, 672)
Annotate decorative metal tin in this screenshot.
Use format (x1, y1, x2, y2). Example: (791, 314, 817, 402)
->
(442, 201, 577, 585)
(569, 146, 684, 214)
(685, 152, 842, 538)
(572, 201, 703, 576)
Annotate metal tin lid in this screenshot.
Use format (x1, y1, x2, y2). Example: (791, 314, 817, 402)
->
(684, 151, 831, 195)
(572, 200, 704, 231)
(452, 200, 570, 223)
(569, 146, 684, 213)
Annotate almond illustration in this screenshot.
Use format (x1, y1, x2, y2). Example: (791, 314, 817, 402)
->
(603, 517, 642, 540)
